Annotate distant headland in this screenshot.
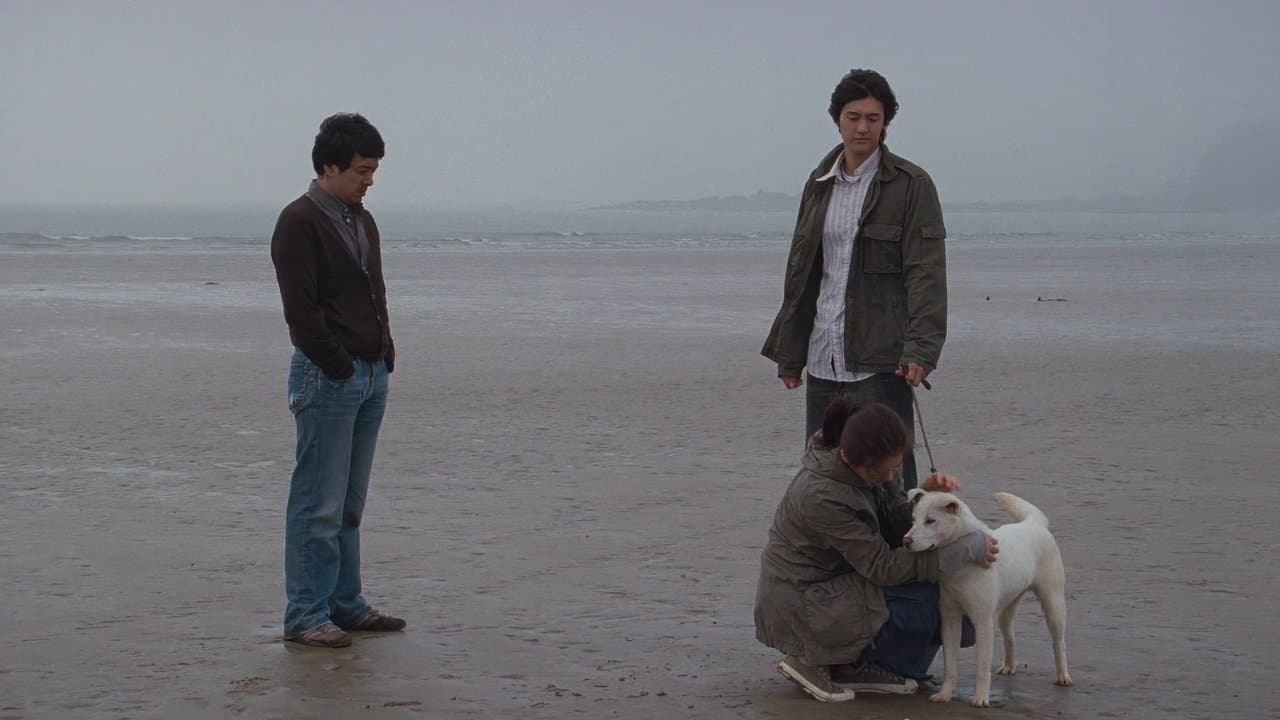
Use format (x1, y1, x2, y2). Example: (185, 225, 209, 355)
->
(589, 191, 798, 212)
(592, 121, 1280, 214)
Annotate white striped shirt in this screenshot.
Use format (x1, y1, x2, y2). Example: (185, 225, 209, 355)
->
(807, 148, 880, 382)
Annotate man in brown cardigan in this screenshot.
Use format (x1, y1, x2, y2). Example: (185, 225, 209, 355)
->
(271, 113, 404, 648)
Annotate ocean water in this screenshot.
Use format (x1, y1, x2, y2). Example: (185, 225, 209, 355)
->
(2, 206, 1279, 250)
(3, 207, 1278, 360)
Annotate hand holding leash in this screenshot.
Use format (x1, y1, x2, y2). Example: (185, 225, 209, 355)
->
(895, 362, 931, 387)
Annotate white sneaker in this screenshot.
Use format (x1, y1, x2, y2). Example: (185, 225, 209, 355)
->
(776, 656, 857, 702)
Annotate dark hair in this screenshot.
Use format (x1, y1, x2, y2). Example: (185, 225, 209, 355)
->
(819, 395, 862, 449)
(839, 402, 912, 468)
(312, 113, 385, 176)
(827, 69, 899, 135)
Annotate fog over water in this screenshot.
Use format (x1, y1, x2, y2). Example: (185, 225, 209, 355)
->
(4, 1, 1279, 213)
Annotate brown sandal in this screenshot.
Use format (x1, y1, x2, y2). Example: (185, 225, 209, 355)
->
(342, 610, 406, 632)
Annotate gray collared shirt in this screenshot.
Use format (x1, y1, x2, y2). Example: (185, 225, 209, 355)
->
(306, 180, 370, 270)
(807, 148, 880, 383)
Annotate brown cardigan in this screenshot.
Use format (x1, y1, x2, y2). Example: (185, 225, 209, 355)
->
(270, 195, 394, 379)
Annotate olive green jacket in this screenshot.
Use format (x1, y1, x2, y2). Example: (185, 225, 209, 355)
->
(754, 441, 939, 665)
(761, 143, 947, 377)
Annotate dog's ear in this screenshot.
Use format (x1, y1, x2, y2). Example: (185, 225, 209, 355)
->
(944, 500, 960, 514)
(907, 488, 926, 506)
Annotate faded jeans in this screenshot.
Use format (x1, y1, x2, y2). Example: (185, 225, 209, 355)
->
(283, 349, 388, 636)
(804, 372, 920, 491)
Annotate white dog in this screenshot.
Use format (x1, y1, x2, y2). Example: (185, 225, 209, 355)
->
(903, 490, 1072, 707)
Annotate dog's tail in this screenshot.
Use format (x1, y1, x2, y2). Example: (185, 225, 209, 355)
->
(994, 492, 1049, 528)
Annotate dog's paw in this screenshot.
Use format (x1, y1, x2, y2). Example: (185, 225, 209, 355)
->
(996, 663, 1016, 676)
(929, 691, 952, 703)
(1055, 672, 1073, 687)
(970, 695, 991, 708)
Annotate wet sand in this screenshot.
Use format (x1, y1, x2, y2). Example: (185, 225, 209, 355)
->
(2, 235, 1278, 719)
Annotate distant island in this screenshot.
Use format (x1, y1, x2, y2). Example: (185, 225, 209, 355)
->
(592, 121, 1280, 214)
(589, 193, 1094, 214)
(590, 191, 798, 212)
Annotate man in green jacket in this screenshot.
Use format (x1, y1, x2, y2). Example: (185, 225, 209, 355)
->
(762, 69, 947, 491)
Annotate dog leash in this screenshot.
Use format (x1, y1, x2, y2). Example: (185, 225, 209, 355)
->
(911, 378, 938, 475)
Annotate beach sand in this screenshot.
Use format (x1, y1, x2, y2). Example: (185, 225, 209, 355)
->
(2, 233, 1277, 719)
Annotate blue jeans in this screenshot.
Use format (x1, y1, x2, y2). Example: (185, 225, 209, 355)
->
(859, 583, 975, 680)
(283, 350, 389, 636)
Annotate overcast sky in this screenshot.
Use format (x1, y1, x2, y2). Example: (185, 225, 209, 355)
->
(3, 0, 1278, 210)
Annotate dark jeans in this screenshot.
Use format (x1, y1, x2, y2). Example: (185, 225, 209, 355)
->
(858, 583, 975, 681)
(805, 372, 920, 490)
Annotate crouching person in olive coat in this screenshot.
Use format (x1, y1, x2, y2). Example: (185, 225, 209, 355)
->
(755, 398, 995, 702)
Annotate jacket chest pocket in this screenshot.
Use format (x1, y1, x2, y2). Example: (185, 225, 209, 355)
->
(860, 224, 903, 274)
